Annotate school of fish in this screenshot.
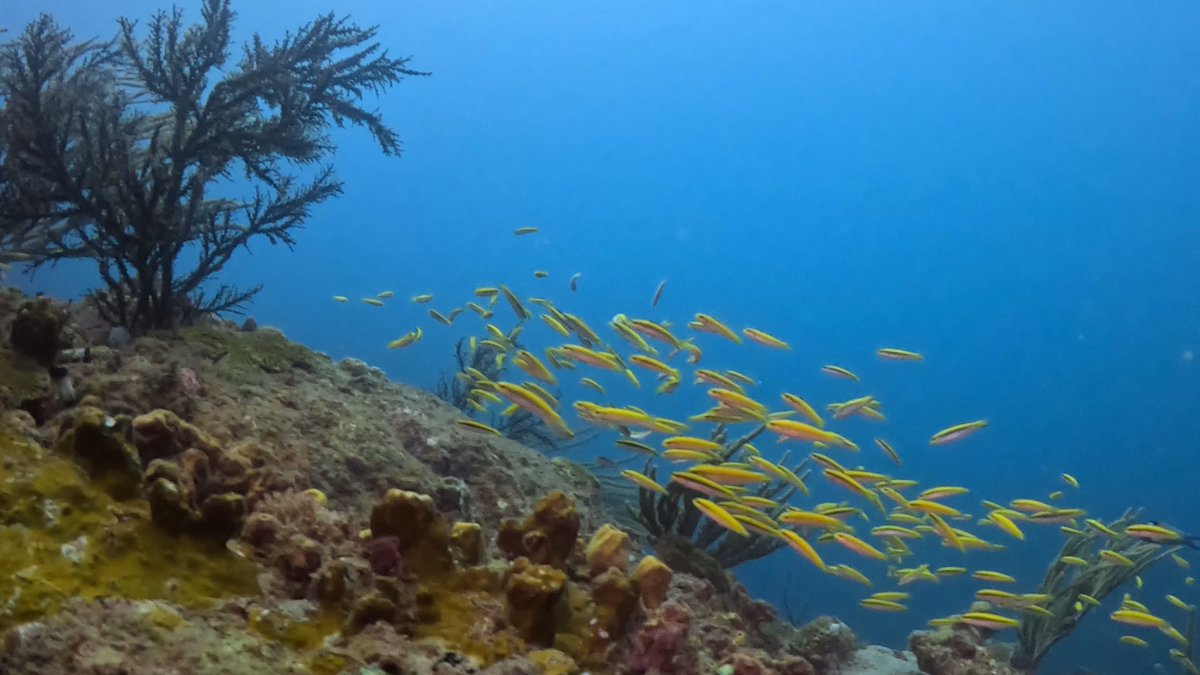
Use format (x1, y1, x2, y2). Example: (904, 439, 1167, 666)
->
(329, 226, 1196, 671)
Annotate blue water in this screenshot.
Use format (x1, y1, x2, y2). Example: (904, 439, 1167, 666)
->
(8, 2, 1200, 672)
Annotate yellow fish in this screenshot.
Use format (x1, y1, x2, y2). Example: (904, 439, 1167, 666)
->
(742, 327, 790, 350)
(874, 438, 901, 465)
(929, 420, 988, 446)
(860, 598, 907, 612)
(972, 570, 1017, 583)
(693, 498, 749, 537)
(876, 347, 923, 361)
(620, 469, 666, 495)
(457, 419, 502, 435)
(689, 313, 742, 343)
(821, 364, 859, 381)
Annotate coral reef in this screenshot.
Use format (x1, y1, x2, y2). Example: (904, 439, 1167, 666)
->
(617, 422, 809, 578)
(909, 627, 1020, 675)
(0, 289, 945, 675)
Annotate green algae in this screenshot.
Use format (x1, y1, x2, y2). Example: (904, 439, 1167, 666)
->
(180, 326, 321, 384)
(0, 348, 46, 409)
(0, 430, 260, 633)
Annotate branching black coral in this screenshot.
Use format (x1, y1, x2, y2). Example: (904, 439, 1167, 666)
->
(435, 336, 596, 453)
(0, 0, 426, 333)
(620, 423, 809, 572)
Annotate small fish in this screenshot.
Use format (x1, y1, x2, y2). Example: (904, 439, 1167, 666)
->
(428, 309, 453, 325)
(988, 511, 1025, 541)
(387, 328, 423, 349)
(690, 313, 741, 344)
(777, 530, 826, 570)
(457, 419, 502, 435)
(829, 563, 873, 586)
(821, 365, 859, 381)
(959, 612, 1020, 630)
(832, 532, 887, 560)
(332, 295, 349, 303)
(652, 279, 667, 307)
(1099, 550, 1135, 567)
(303, 488, 328, 505)
(498, 285, 531, 320)
(860, 598, 908, 612)
(1119, 635, 1148, 648)
(580, 377, 605, 395)
(533, 270, 548, 279)
(869, 591, 912, 601)
(874, 438, 901, 465)
(615, 439, 658, 456)
(376, 291, 394, 299)
(929, 420, 988, 446)
(743, 327, 790, 350)
(1060, 555, 1089, 567)
(621, 469, 666, 495)
(876, 348, 923, 361)
(411, 294, 434, 304)
(592, 456, 620, 470)
(693, 498, 749, 537)
(514, 226, 539, 235)
(781, 393, 824, 428)
(1166, 594, 1193, 611)
(935, 566, 967, 576)
(1109, 609, 1167, 629)
(362, 297, 385, 306)
(972, 570, 1017, 584)
(569, 273, 582, 292)
(662, 449, 718, 463)
(1061, 473, 1080, 489)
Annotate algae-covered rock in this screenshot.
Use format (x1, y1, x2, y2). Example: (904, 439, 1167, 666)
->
(0, 429, 259, 636)
(503, 557, 567, 646)
(528, 648, 579, 675)
(450, 521, 484, 566)
(133, 408, 222, 462)
(794, 616, 858, 671)
(585, 523, 632, 577)
(591, 567, 636, 636)
(180, 325, 320, 383)
(9, 297, 67, 367)
(0, 348, 48, 409)
(369, 488, 454, 577)
(497, 491, 581, 570)
(909, 627, 1019, 675)
(633, 555, 673, 611)
(54, 405, 143, 500)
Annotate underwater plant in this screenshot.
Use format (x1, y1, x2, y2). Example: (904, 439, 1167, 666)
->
(1011, 508, 1182, 672)
(436, 336, 596, 453)
(618, 422, 809, 577)
(0, 0, 425, 333)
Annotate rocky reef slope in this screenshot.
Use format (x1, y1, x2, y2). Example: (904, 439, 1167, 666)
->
(0, 288, 1009, 674)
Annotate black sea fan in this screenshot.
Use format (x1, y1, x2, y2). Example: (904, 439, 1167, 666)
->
(0, 0, 427, 333)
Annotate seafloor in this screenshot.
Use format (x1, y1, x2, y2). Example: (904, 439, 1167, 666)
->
(0, 287, 1017, 674)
